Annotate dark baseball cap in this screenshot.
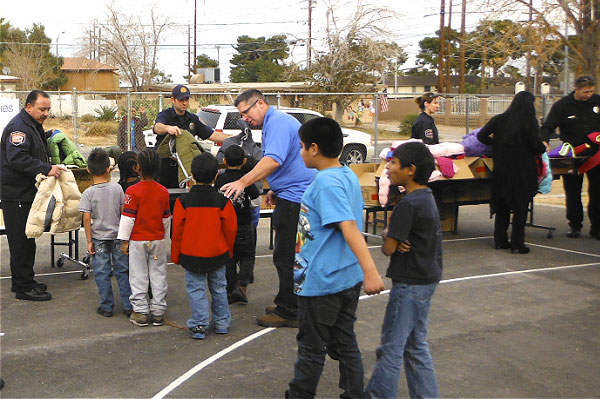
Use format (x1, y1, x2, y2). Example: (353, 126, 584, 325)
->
(172, 84, 191, 100)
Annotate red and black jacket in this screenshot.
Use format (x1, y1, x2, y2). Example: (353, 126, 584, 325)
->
(171, 184, 237, 274)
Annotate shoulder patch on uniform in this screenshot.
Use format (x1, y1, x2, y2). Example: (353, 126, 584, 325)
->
(10, 132, 26, 146)
(124, 194, 132, 205)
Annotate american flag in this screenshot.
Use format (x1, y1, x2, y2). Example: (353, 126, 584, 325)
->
(380, 88, 389, 113)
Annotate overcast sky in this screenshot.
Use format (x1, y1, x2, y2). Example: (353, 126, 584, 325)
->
(2, 0, 493, 84)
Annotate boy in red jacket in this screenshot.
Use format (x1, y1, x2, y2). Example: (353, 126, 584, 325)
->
(171, 153, 237, 339)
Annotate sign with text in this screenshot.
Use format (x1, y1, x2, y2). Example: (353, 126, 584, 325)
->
(0, 98, 19, 132)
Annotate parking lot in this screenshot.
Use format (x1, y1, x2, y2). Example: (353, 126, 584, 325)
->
(1, 201, 599, 398)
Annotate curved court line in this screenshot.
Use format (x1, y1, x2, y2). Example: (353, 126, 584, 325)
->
(152, 328, 274, 399)
(152, 260, 600, 399)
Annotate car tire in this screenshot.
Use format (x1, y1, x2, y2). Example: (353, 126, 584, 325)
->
(340, 144, 366, 164)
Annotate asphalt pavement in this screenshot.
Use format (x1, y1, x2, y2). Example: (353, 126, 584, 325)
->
(1, 201, 599, 398)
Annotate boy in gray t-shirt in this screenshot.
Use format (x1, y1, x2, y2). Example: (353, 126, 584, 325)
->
(79, 148, 132, 317)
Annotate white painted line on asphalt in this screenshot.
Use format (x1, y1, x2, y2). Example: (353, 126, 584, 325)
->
(527, 242, 600, 258)
(0, 270, 82, 280)
(153, 260, 599, 398)
(151, 327, 275, 399)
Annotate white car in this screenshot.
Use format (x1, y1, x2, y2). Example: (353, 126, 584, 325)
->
(144, 105, 374, 164)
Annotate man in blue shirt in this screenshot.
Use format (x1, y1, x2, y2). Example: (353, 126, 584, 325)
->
(221, 89, 316, 327)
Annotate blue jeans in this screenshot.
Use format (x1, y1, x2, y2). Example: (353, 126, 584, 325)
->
(185, 266, 231, 330)
(366, 282, 439, 399)
(91, 239, 132, 313)
(287, 283, 364, 399)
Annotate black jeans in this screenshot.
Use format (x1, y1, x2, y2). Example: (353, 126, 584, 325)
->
(287, 283, 364, 399)
(563, 165, 600, 233)
(226, 224, 256, 290)
(272, 198, 301, 320)
(2, 200, 38, 292)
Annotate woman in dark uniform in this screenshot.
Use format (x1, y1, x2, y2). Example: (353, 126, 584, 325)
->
(411, 92, 440, 144)
(477, 91, 546, 254)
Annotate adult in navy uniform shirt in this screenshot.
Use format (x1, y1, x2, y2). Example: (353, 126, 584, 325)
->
(153, 84, 229, 188)
(1, 90, 65, 301)
(541, 76, 600, 240)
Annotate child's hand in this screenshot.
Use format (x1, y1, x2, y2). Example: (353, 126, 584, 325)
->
(363, 269, 384, 295)
(265, 190, 276, 207)
(87, 242, 95, 255)
(121, 241, 129, 255)
(381, 227, 388, 240)
(396, 240, 411, 253)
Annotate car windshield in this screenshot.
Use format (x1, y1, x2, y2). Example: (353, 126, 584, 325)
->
(197, 109, 221, 129)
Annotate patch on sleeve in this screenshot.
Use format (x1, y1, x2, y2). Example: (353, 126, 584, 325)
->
(10, 132, 26, 146)
(124, 194, 132, 205)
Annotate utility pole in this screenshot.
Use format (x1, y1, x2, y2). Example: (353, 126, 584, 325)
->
(459, 0, 466, 93)
(97, 27, 101, 62)
(445, 0, 452, 93)
(194, 0, 197, 68)
(188, 24, 191, 82)
(525, 0, 532, 87)
(307, 0, 312, 68)
(438, 0, 446, 93)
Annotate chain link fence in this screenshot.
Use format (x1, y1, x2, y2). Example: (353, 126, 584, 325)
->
(1, 89, 564, 161)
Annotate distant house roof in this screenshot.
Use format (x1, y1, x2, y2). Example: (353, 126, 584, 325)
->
(61, 57, 118, 72)
(0, 75, 21, 82)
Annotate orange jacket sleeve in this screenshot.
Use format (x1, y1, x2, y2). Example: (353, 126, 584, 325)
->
(170, 199, 185, 265)
(221, 201, 238, 258)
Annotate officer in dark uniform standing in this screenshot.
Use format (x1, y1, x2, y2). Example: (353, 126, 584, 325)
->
(541, 75, 600, 239)
(1, 90, 66, 301)
(153, 84, 229, 188)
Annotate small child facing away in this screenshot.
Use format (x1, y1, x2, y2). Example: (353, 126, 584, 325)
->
(215, 145, 260, 304)
(117, 150, 171, 327)
(117, 151, 140, 193)
(286, 117, 384, 398)
(171, 153, 237, 339)
(79, 148, 132, 317)
(366, 142, 443, 399)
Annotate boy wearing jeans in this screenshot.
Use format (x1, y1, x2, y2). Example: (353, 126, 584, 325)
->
(79, 148, 132, 317)
(171, 153, 237, 339)
(366, 142, 443, 399)
(286, 117, 384, 398)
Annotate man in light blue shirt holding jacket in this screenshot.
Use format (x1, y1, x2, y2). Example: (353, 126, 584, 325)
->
(221, 89, 316, 328)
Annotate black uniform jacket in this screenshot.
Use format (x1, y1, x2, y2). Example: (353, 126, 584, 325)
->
(541, 92, 600, 147)
(1, 108, 52, 201)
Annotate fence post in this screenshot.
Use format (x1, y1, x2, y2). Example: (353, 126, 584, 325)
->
(72, 87, 78, 146)
(276, 93, 281, 109)
(541, 94, 547, 123)
(373, 93, 379, 163)
(158, 93, 163, 112)
(465, 95, 470, 134)
(126, 90, 132, 151)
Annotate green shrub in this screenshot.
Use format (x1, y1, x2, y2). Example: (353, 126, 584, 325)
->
(80, 114, 96, 123)
(95, 105, 118, 121)
(86, 121, 118, 137)
(399, 113, 419, 135)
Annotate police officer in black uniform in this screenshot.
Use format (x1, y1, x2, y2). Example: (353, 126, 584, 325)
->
(541, 76, 600, 239)
(153, 84, 229, 188)
(1, 90, 66, 301)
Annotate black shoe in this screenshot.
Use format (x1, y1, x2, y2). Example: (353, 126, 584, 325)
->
(0, 377, 4, 390)
(15, 287, 52, 301)
(124, 308, 132, 317)
(511, 245, 530, 254)
(566, 228, 581, 238)
(11, 281, 47, 293)
(494, 241, 510, 249)
(96, 307, 113, 317)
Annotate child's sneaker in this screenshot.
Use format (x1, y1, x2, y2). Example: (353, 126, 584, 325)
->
(190, 325, 206, 340)
(152, 314, 164, 326)
(129, 311, 149, 327)
(215, 325, 229, 334)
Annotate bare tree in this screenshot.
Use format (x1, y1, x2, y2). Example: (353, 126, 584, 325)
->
(3, 42, 62, 89)
(286, 0, 405, 121)
(81, 3, 169, 90)
(483, 0, 600, 83)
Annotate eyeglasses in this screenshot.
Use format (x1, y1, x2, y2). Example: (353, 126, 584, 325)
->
(240, 99, 259, 116)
